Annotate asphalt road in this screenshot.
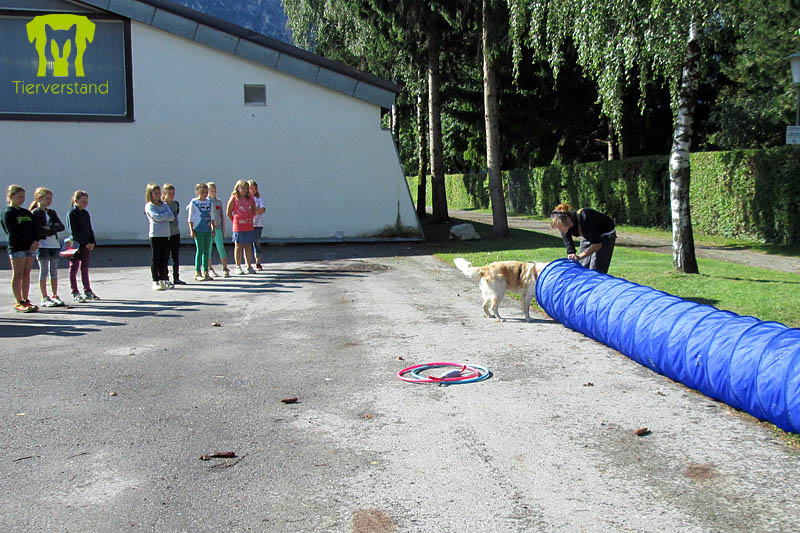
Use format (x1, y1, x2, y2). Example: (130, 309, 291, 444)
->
(2, 244, 799, 532)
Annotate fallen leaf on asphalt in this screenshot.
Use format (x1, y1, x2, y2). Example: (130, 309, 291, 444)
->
(656, 391, 666, 396)
(211, 322, 221, 327)
(109, 392, 118, 397)
(397, 356, 404, 361)
(634, 427, 651, 436)
(364, 414, 373, 419)
(16, 413, 25, 416)
(583, 382, 594, 387)
(280, 397, 299, 404)
(199, 455, 211, 461)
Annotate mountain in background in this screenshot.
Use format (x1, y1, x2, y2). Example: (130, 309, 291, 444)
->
(171, 0, 293, 44)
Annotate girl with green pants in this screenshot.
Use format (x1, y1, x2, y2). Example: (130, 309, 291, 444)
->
(187, 183, 216, 281)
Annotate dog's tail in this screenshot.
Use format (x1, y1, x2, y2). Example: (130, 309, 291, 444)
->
(454, 257, 483, 281)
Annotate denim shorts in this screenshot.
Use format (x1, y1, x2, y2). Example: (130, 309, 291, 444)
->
(8, 250, 34, 259)
(37, 247, 60, 260)
(232, 230, 255, 245)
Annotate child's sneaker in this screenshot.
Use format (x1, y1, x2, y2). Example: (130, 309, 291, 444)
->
(223, 269, 231, 278)
(40, 296, 56, 307)
(152, 281, 165, 291)
(203, 272, 213, 281)
(84, 291, 100, 300)
(256, 263, 263, 270)
(15, 302, 34, 313)
(23, 299, 39, 311)
(209, 269, 220, 278)
(72, 292, 86, 303)
(194, 272, 204, 281)
(247, 266, 256, 274)
(173, 279, 187, 285)
(51, 295, 65, 307)
(236, 266, 245, 275)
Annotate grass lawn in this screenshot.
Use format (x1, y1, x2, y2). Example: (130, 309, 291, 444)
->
(421, 215, 800, 446)
(424, 216, 800, 327)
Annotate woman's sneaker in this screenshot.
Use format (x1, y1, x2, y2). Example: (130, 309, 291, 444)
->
(84, 291, 100, 300)
(256, 263, 263, 270)
(73, 292, 86, 303)
(51, 295, 65, 307)
(223, 269, 231, 278)
(236, 266, 245, 275)
(40, 296, 56, 307)
(247, 266, 256, 274)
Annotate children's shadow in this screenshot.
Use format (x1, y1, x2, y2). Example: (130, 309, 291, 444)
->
(0, 317, 117, 337)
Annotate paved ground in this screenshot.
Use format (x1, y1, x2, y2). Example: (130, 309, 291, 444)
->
(2, 243, 799, 532)
(448, 209, 800, 274)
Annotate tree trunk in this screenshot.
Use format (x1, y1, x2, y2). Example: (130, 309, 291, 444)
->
(608, 121, 619, 161)
(416, 89, 428, 218)
(391, 104, 399, 145)
(482, 0, 509, 237)
(669, 19, 700, 274)
(428, 21, 448, 222)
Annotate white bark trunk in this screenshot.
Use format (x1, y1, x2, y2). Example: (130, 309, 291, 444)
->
(669, 19, 700, 274)
(416, 90, 428, 218)
(428, 22, 448, 222)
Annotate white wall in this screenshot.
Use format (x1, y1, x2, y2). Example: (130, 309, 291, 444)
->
(0, 22, 420, 242)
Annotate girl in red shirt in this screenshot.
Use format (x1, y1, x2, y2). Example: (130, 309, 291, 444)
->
(226, 179, 256, 275)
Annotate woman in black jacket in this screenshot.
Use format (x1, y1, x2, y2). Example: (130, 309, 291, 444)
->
(30, 187, 66, 307)
(550, 203, 617, 274)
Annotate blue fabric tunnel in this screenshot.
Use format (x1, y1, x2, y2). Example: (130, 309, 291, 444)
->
(535, 258, 800, 433)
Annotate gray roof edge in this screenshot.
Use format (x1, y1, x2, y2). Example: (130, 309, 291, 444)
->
(76, 0, 400, 101)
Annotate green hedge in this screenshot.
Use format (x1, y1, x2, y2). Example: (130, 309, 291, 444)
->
(691, 146, 800, 244)
(407, 146, 800, 244)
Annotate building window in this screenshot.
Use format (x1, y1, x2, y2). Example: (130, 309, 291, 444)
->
(244, 84, 266, 106)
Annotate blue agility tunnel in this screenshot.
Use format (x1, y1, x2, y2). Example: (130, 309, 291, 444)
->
(535, 258, 800, 433)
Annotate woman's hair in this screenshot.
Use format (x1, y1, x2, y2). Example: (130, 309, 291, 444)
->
(29, 187, 52, 210)
(195, 182, 208, 195)
(550, 203, 573, 229)
(6, 184, 24, 206)
(248, 179, 260, 198)
(145, 183, 161, 204)
(231, 179, 250, 199)
(71, 190, 88, 207)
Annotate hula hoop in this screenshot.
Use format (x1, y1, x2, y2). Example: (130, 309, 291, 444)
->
(397, 362, 491, 385)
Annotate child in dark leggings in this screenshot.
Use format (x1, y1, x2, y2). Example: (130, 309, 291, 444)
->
(162, 183, 185, 285)
(67, 190, 99, 303)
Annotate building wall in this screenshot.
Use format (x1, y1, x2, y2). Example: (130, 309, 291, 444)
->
(1, 22, 420, 242)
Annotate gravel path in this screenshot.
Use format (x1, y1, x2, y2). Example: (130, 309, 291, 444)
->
(448, 209, 800, 274)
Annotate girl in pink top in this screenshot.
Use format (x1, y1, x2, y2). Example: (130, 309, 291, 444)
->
(226, 179, 256, 274)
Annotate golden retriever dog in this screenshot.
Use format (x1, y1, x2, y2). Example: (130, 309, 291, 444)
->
(454, 258, 548, 322)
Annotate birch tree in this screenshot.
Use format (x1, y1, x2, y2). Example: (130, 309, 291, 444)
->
(508, 0, 725, 272)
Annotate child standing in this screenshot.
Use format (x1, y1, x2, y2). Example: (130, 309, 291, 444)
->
(145, 183, 175, 291)
(67, 190, 99, 302)
(249, 179, 266, 270)
(226, 179, 256, 275)
(206, 182, 230, 278)
(187, 183, 216, 281)
(162, 183, 185, 285)
(2, 185, 40, 313)
(30, 187, 66, 307)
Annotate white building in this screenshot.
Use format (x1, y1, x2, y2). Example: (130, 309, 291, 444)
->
(0, 0, 422, 243)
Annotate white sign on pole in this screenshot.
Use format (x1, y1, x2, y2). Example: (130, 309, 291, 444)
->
(786, 126, 800, 145)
